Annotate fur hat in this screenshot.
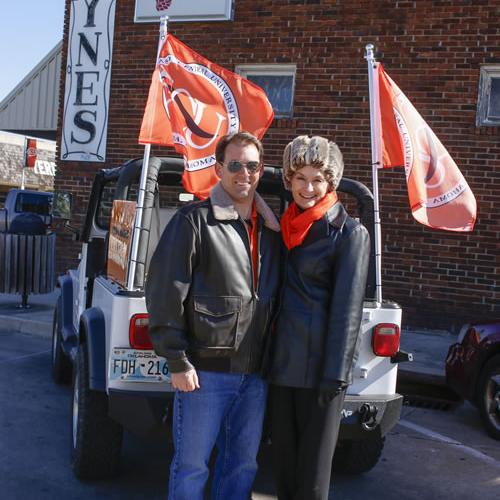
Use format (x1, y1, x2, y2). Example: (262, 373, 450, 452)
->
(282, 136, 344, 191)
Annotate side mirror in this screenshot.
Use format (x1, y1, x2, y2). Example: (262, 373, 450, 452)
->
(52, 191, 72, 220)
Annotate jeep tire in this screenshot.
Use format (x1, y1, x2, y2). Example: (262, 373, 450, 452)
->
(333, 435, 385, 474)
(51, 304, 72, 384)
(71, 344, 123, 479)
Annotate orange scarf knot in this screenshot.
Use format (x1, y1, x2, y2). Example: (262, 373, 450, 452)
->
(280, 192, 338, 250)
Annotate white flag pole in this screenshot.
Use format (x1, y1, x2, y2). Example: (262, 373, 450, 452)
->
(127, 15, 169, 290)
(365, 43, 383, 305)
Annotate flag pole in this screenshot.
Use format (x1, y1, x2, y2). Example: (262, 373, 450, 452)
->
(127, 15, 169, 290)
(365, 43, 383, 305)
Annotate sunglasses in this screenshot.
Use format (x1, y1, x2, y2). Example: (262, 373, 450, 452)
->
(224, 160, 262, 173)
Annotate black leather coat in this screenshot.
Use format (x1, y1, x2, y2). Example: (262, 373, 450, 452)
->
(146, 183, 281, 374)
(267, 202, 370, 388)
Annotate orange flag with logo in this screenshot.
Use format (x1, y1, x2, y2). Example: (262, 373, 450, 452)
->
(378, 64, 476, 232)
(139, 34, 274, 199)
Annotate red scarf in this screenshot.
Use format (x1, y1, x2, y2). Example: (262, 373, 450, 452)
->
(280, 192, 338, 250)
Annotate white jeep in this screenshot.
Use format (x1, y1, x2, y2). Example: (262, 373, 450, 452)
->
(51, 156, 407, 479)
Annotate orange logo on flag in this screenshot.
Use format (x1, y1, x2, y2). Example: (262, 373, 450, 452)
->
(157, 53, 239, 172)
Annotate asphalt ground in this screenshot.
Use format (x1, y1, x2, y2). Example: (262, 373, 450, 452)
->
(2, 328, 499, 500)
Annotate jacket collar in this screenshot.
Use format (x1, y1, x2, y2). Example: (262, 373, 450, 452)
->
(210, 182, 280, 232)
(325, 201, 348, 229)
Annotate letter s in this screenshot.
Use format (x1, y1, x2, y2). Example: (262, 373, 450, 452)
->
(71, 110, 96, 144)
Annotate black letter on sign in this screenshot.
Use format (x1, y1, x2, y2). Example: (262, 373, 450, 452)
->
(76, 32, 102, 66)
(84, 0, 100, 27)
(71, 110, 97, 144)
(74, 71, 99, 106)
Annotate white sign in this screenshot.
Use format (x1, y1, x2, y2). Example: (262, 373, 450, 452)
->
(134, 0, 234, 23)
(61, 0, 117, 162)
(34, 160, 56, 176)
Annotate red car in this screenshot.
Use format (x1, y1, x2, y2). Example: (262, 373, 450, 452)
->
(446, 321, 500, 440)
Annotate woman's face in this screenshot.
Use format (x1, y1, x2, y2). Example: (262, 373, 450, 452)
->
(290, 165, 329, 210)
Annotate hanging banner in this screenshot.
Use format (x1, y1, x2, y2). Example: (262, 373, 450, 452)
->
(61, 0, 116, 162)
(135, 0, 234, 23)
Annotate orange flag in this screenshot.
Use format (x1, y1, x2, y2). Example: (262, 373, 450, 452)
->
(378, 64, 476, 232)
(139, 34, 274, 199)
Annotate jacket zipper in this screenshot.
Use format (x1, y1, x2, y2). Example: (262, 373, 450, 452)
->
(238, 216, 260, 372)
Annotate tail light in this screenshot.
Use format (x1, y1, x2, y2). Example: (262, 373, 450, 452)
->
(373, 323, 400, 357)
(129, 314, 153, 350)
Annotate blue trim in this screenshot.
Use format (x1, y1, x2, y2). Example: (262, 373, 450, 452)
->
(80, 307, 106, 391)
(57, 274, 78, 361)
(58, 274, 75, 340)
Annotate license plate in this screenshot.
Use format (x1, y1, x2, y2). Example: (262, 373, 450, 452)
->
(109, 348, 170, 382)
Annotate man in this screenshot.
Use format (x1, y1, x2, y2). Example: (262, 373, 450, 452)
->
(146, 132, 281, 500)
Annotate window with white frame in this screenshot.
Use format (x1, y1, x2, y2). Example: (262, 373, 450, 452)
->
(236, 64, 296, 118)
(476, 66, 500, 126)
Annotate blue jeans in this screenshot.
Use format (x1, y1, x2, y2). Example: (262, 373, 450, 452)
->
(168, 370, 267, 500)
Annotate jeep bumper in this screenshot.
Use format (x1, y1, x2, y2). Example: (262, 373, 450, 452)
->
(339, 393, 403, 441)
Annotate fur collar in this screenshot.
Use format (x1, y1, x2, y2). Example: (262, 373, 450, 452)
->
(210, 182, 280, 232)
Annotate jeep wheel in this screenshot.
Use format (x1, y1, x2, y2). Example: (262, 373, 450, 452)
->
(478, 354, 500, 441)
(333, 435, 385, 474)
(71, 344, 123, 479)
(51, 304, 72, 384)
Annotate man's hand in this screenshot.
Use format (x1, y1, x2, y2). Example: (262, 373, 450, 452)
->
(171, 369, 200, 392)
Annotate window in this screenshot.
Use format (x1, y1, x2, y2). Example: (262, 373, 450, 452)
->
(236, 64, 296, 118)
(476, 66, 500, 126)
(15, 193, 51, 216)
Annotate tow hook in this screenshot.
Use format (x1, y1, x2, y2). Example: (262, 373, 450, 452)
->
(359, 403, 378, 430)
(391, 350, 413, 364)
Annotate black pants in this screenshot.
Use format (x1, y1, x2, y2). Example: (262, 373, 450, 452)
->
(270, 385, 345, 500)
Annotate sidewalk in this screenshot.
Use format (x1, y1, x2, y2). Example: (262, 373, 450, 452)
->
(0, 289, 458, 383)
(0, 289, 59, 338)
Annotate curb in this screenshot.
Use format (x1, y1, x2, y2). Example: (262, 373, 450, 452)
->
(397, 368, 462, 409)
(0, 315, 52, 338)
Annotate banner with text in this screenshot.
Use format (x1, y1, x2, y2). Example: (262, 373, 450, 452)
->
(60, 0, 116, 162)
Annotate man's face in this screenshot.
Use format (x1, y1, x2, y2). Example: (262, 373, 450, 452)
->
(215, 141, 263, 203)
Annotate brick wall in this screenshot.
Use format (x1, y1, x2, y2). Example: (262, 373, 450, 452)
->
(55, 0, 500, 330)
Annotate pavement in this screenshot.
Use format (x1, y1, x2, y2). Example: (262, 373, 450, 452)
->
(0, 288, 458, 385)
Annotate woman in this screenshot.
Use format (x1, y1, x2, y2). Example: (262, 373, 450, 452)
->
(268, 136, 370, 500)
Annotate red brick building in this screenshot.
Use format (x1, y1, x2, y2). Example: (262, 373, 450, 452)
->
(55, 0, 500, 330)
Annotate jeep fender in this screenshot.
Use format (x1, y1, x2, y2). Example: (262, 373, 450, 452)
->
(57, 274, 76, 344)
(79, 307, 106, 391)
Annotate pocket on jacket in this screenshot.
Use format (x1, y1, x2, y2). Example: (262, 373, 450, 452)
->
(192, 296, 241, 349)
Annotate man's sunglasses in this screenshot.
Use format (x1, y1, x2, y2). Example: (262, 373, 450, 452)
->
(224, 160, 262, 173)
